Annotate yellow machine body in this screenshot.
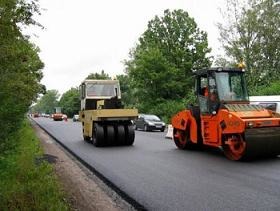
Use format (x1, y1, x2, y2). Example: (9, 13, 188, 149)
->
(79, 80, 138, 146)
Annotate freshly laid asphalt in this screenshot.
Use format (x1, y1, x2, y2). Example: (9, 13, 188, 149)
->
(33, 117, 280, 210)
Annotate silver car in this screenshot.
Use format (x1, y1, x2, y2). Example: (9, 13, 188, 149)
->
(134, 114, 165, 132)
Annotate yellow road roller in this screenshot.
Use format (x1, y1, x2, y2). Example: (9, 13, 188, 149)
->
(79, 79, 138, 146)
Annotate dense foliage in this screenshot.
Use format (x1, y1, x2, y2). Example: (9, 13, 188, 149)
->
(86, 70, 111, 80)
(217, 0, 280, 94)
(116, 74, 137, 108)
(125, 9, 211, 121)
(32, 90, 60, 114)
(253, 81, 280, 96)
(0, 0, 44, 142)
(59, 87, 80, 117)
(0, 2, 70, 210)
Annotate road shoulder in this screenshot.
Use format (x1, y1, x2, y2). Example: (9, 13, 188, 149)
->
(32, 121, 135, 211)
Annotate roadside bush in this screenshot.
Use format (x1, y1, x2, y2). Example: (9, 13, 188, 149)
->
(138, 96, 195, 124)
(0, 120, 69, 210)
(148, 100, 186, 123)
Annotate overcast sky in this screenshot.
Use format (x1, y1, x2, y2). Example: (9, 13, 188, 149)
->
(30, 0, 225, 95)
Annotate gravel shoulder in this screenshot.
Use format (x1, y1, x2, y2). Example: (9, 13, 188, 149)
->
(31, 121, 135, 211)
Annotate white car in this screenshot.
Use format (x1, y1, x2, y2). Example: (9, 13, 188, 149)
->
(73, 114, 79, 122)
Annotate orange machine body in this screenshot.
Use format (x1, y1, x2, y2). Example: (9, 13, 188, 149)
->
(171, 67, 280, 160)
(172, 106, 280, 147)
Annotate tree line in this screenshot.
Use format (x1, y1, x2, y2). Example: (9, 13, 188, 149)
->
(2, 0, 278, 208)
(216, 0, 280, 93)
(0, 0, 44, 146)
(32, 0, 279, 123)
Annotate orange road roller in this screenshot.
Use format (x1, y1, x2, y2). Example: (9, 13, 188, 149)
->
(171, 67, 280, 160)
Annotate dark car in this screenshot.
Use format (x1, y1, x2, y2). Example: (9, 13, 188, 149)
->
(135, 114, 165, 132)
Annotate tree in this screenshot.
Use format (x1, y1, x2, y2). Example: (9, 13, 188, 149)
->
(116, 74, 138, 107)
(125, 9, 211, 118)
(217, 0, 280, 93)
(32, 90, 59, 114)
(253, 81, 280, 95)
(86, 70, 111, 80)
(214, 56, 234, 67)
(0, 0, 44, 142)
(59, 87, 80, 117)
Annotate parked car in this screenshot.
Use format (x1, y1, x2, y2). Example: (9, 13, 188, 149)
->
(42, 113, 50, 118)
(135, 114, 165, 132)
(33, 113, 39, 118)
(73, 114, 79, 122)
(53, 113, 63, 121)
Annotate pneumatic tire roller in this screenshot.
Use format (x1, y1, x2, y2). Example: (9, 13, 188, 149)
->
(79, 79, 138, 147)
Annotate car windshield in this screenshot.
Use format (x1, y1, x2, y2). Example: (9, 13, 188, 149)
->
(144, 115, 160, 121)
(86, 83, 119, 97)
(215, 72, 249, 101)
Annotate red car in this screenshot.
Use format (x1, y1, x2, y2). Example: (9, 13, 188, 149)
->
(53, 113, 63, 121)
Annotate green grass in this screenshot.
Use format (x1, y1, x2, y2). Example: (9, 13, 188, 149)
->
(0, 120, 69, 211)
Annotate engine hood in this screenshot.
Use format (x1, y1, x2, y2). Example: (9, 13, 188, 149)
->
(224, 104, 272, 119)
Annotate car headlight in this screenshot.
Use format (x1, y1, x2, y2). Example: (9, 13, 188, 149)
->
(147, 121, 155, 126)
(162, 122, 166, 126)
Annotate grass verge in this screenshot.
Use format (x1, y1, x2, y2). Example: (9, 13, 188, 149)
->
(0, 119, 69, 210)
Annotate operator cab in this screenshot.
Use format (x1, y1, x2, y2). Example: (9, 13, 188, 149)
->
(79, 80, 122, 110)
(195, 67, 249, 114)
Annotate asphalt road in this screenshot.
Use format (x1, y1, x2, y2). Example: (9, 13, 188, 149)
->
(33, 117, 280, 210)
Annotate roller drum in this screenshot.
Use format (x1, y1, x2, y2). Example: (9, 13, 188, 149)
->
(243, 127, 280, 159)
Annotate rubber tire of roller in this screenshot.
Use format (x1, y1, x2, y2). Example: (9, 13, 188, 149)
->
(125, 125, 135, 146)
(83, 135, 91, 142)
(93, 123, 104, 147)
(117, 125, 126, 145)
(106, 125, 115, 146)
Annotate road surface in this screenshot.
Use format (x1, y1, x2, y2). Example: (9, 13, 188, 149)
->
(33, 117, 280, 210)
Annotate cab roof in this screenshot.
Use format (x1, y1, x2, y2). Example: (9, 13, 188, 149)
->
(81, 79, 119, 85)
(194, 67, 244, 76)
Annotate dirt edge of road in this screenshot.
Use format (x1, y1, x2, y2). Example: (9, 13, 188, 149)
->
(31, 121, 136, 211)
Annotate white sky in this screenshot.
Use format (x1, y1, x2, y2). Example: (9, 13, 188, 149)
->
(30, 0, 225, 95)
